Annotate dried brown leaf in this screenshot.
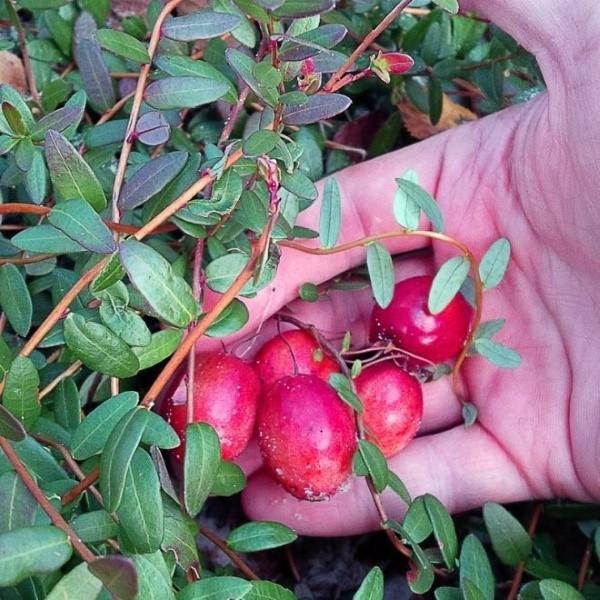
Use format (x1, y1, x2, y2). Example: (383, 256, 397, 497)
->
(397, 94, 477, 140)
(0, 52, 27, 95)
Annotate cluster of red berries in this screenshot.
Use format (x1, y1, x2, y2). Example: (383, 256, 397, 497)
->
(161, 275, 472, 501)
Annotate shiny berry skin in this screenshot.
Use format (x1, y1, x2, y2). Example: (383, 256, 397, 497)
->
(254, 330, 339, 387)
(370, 275, 472, 363)
(257, 374, 356, 501)
(161, 353, 261, 462)
(355, 362, 423, 457)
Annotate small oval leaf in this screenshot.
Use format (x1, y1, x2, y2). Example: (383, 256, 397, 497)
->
(428, 256, 471, 314)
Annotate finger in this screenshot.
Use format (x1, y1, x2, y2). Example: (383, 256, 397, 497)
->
(242, 425, 534, 536)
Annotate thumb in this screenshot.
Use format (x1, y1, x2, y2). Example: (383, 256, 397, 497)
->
(242, 425, 533, 536)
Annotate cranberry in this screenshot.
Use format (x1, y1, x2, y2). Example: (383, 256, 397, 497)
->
(257, 374, 356, 501)
(162, 353, 261, 462)
(355, 362, 423, 457)
(254, 329, 339, 387)
(370, 275, 472, 363)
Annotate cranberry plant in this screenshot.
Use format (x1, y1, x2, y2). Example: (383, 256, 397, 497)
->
(0, 0, 594, 598)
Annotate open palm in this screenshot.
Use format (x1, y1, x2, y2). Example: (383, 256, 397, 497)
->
(192, 0, 600, 534)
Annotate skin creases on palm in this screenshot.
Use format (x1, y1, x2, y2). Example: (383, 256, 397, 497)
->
(195, 0, 600, 535)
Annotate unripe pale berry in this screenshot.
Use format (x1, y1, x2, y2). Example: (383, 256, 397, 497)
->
(355, 362, 423, 457)
(370, 275, 472, 363)
(162, 352, 261, 462)
(257, 374, 356, 501)
(254, 329, 339, 387)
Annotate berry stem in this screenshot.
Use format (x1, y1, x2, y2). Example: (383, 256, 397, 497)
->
(278, 229, 484, 407)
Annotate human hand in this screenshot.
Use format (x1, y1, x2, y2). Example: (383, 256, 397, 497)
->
(194, 0, 600, 535)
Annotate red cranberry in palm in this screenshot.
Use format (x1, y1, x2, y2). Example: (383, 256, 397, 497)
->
(370, 275, 472, 363)
(355, 362, 423, 457)
(254, 329, 339, 387)
(161, 353, 261, 462)
(257, 374, 356, 501)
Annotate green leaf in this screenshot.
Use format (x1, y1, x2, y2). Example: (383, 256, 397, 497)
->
(179, 576, 253, 600)
(133, 329, 184, 370)
(353, 566, 383, 600)
(428, 256, 471, 314)
(328, 373, 363, 413)
(355, 439, 388, 492)
(117, 448, 164, 554)
(273, 0, 335, 18)
(432, 0, 459, 14)
(387, 470, 411, 505)
(246, 581, 295, 600)
(154, 55, 237, 104)
(226, 48, 279, 106)
(90, 252, 126, 294)
(393, 170, 420, 230)
(423, 494, 458, 570)
(162, 495, 199, 570)
(1, 436, 68, 483)
(0, 264, 32, 337)
(163, 10, 241, 41)
(280, 169, 318, 201)
(319, 177, 341, 249)
(243, 129, 280, 157)
(89, 555, 139, 600)
(367, 242, 395, 309)
(0, 526, 72, 587)
(70, 391, 139, 459)
(461, 578, 487, 600)
(595, 527, 600, 562)
(2, 356, 40, 428)
(144, 76, 229, 110)
(539, 580, 584, 600)
(395, 177, 444, 232)
(434, 588, 462, 600)
(17, 0, 71, 7)
(51, 380, 81, 432)
(472, 338, 522, 369)
(118, 151, 188, 210)
(429, 78, 443, 125)
(479, 238, 511, 289)
(0, 471, 37, 533)
(120, 240, 198, 328)
(459, 534, 495, 599)
(280, 24, 347, 61)
(96, 29, 150, 63)
(205, 298, 249, 338)
(70, 510, 119, 543)
(403, 496, 433, 543)
(212, 460, 246, 496)
(462, 402, 478, 427)
(1, 102, 27, 136)
(140, 411, 180, 449)
(483, 502, 532, 566)
(64, 313, 140, 378)
(0, 404, 26, 441)
(183, 422, 221, 517)
(228, 521, 297, 552)
(74, 18, 115, 113)
(100, 406, 149, 512)
(283, 93, 351, 125)
(99, 295, 152, 347)
(45, 562, 104, 600)
(31, 105, 84, 141)
(45, 130, 107, 211)
(474, 319, 506, 341)
(11, 224, 87, 254)
(48, 199, 116, 254)
(14, 137, 35, 172)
